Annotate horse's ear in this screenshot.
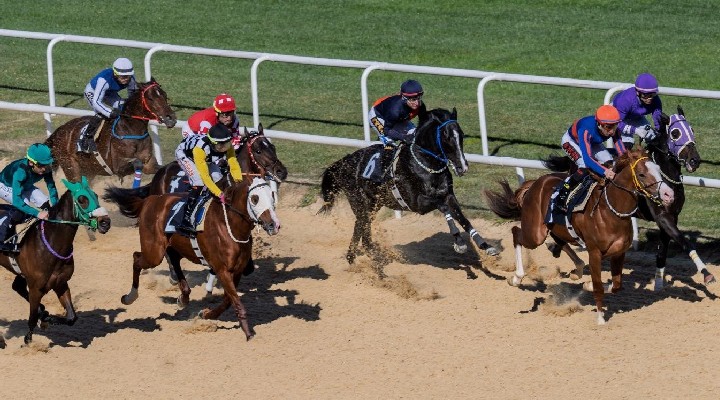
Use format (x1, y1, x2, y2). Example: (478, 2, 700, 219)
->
(258, 123, 264, 134)
(451, 107, 457, 120)
(244, 126, 250, 136)
(81, 176, 89, 187)
(418, 106, 430, 125)
(677, 105, 685, 116)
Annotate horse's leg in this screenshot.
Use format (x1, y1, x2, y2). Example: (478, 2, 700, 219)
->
(51, 281, 77, 326)
(24, 287, 44, 344)
(12, 275, 49, 323)
(609, 253, 625, 294)
(141, 153, 161, 175)
(586, 248, 607, 325)
(166, 248, 190, 308)
(203, 269, 254, 340)
(443, 195, 499, 256)
(654, 213, 714, 289)
(121, 251, 157, 305)
(508, 226, 526, 286)
(437, 203, 468, 254)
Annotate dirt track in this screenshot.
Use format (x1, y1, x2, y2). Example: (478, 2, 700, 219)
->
(2, 180, 720, 399)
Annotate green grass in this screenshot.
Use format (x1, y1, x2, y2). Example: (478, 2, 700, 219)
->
(1, 0, 719, 238)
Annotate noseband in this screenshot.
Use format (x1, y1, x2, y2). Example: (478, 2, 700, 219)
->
(245, 134, 281, 180)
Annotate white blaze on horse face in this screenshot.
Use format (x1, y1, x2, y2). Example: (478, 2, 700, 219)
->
(646, 161, 675, 206)
(247, 177, 281, 235)
(451, 128, 468, 174)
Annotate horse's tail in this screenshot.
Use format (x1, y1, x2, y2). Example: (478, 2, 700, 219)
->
(542, 154, 576, 173)
(103, 186, 147, 220)
(134, 182, 152, 199)
(484, 179, 522, 220)
(316, 162, 341, 215)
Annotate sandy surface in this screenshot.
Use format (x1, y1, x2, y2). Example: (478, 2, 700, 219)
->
(2, 178, 720, 399)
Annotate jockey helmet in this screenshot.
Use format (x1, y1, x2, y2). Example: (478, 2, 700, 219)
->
(208, 123, 233, 144)
(595, 105, 621, 124)
(26, 143, 54, 166)
(400, 80, 424, 97)
(213, 93, 236, 113)
(112, 58, 135, 76)
(634, 73, 659, 94)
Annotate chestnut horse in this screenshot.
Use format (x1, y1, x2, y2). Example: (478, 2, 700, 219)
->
(542, 107, 712, 290)
(485, 148, 674, 324)
(103, 177, 280, 340)
(0, 177, 111, 345)
(45, 78, 177, 183)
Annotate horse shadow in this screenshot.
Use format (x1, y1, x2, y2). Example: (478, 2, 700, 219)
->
(394, 232, 506, 281)
(1, 308, 160, 349)
(157, 255, 326, 329)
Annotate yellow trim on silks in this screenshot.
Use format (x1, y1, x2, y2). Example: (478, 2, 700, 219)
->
(226, 149, 243, 181)
(26, 155, 38, 164)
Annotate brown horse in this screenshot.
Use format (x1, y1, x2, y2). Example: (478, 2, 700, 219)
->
(0, 177, 111, 345)
(485, 148, 674, 324)
(103, 177, 280, 340)
(45, 78, 177, 183)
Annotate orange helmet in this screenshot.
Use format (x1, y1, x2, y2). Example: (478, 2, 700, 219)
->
(213, 93, 236, 113)
(595, 105, 621, 124)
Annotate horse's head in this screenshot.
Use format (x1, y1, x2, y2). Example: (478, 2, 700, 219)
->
(415, 107, 468, 176)
(61, 176, 111, 234)
(656, 106, 701, 173)
(615, 148, 674, 208)
(226, 177, 280, 236)
(239, 124, 288, 182)
(127, 78, 177, 128)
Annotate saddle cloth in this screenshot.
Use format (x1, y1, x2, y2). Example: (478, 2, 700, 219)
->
(164, 195, 213, 234)
(545, 179, 598, 225)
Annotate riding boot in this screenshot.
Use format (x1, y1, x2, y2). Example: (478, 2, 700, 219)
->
(0, 209, 25, 253)
(555, 169, 585, 212)
(176, 186, 202, 238)
(77, 115, 102, 153)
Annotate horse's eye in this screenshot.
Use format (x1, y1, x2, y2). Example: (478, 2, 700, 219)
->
(250, 194, 259, 206)
(78, 195, 89, 206)
(670, 128, 682, 141)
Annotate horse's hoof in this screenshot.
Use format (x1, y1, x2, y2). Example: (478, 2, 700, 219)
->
(198, 309, 209, 319)
(546, 243, 562, 258)
(121, 288, 139, 305)
(0, 338, 5, 349)
(654, 277, 665, 292)
(485, 246, 500, 257)
(596, 311, 607, 325)
(246, 333, 255, 341)
(24, 333, 32, 345)
(39, 321, 49, 330)
(705, 274, 716, 285)
(507, 274, 522, 287)
(569, 272, 582, 281)
(168, 276, 178, 286)
(453, 243, 468, 254)
(177, 296, 188, 309)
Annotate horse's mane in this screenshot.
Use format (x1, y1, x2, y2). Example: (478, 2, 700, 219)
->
(614, 147, 648, 172)
(47, 189, 73, 220)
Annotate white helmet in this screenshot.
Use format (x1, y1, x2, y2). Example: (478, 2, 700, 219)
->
(112, 57, 134, 76)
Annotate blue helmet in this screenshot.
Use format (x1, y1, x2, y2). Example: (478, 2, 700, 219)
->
(400, 79, 424, 97)
(634, 73, 659, 93)
(27, 143, 54, 165)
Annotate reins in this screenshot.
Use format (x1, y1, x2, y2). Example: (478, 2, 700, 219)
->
(600, 156, 662, 217)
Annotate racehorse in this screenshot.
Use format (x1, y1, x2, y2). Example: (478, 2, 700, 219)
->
(0, 177, 111, 345)
(141, 124, 287, 197)
(485, 148, 674, 324)
(318, 107, 498, 276)
(103, 177, 280, 340)
(542, 107, 713, 290)
(45, 78, 177, 183)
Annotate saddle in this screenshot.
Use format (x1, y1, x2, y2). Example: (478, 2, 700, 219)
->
(362, 144, 402, 183)
(164, 192, 213, 234)
(545, 177, 597, 225)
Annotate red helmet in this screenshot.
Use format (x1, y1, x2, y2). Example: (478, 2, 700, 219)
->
(213, 93, 236, 113)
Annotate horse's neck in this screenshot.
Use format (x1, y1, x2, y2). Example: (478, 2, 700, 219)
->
(237, 145, 260, 176)
(650, 147, 683, 185)
(50, 193, 76, 222)
(604, 169, 639, 211)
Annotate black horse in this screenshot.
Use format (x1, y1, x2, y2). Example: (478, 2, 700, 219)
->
(543, 106, 714, 289)
(318, 107, 498, 276)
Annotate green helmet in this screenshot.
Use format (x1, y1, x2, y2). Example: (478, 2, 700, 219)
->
(27, 143, 54, 165)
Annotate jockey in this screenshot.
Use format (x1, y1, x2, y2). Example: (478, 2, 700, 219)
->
(611, 72, 663, 148)
(554, 104, 626, 211)
(366, 79, 427, 182)
(181, 93, 243, 148)
(174, 123, 243, 237)
(0, 143, 58, 253)
(78, 57, 139, 153)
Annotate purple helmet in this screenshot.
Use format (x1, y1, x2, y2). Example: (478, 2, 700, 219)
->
(635, 73, 659, 93)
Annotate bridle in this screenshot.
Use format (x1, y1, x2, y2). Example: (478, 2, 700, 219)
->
(410, 119, 459, 174)
(601, 156, 663, 217)
(243, 133, 282, 181)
